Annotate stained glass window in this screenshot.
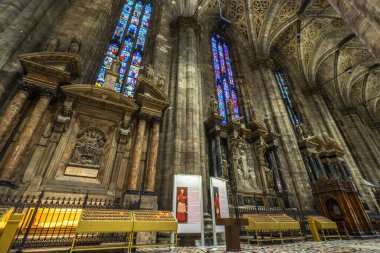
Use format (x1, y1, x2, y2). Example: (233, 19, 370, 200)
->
(211, 32, 240, 123)
(274, 69, 301, 126)
(95, 0, 153, 96)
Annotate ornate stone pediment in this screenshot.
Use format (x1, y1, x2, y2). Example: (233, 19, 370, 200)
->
(62, 84, 139, 112)
(135, 76, 170, 116)
(19, 52, 81, 86)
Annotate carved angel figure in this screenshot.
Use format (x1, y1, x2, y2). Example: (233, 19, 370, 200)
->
(46, 38, 60, 52)
(157, 74, 165, 89)
(54, 106, 72, 132)
(68, 37, 81, 54)
(70, 128, 107, 166)
(144, 64, 154, 80)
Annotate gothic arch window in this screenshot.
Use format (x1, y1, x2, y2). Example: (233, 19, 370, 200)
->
(274, 68, 301, 126)
(95, 0, 153, 96)
(211, 32, 240, 123)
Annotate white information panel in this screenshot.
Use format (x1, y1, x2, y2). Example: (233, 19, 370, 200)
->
(173, 174, 204, 235)
(210, 177, 229, 245)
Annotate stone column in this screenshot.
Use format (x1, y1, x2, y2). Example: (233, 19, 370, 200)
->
(307, 156, 319, 179)
(127, 113, 147, 191)
(144, 117, 161, 193)
(273, 148, 288, 191)
(0, 85, 33, 151)
(303, 157, 315, 182)
(314, 155, 328, 178)
(268, 150, 283, 192)
(160, 17, 205, 208)
(254, 58, 313, 209)
(327, 0, 380, 61)
(336, 162, 348, 180)
(0, 91, 53, 186)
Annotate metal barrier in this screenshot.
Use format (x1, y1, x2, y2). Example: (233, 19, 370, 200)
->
(231, 206, 320, 241)
(0, 191, 139, 252)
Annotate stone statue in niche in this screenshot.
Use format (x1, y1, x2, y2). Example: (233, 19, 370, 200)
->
(264, 167, 275, 189)
(111, 58, 121, 73)
(70, 127, 107, 167)
(221, 155, 229, 179)
(210, 95, 219, 114)
(68, 37, 81, 54)
(227, 99, 235, 121)
(46, 38, 60, 52)
(236, 144, 258, 190)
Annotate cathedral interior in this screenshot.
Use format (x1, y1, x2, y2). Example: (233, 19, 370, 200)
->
(0, 0, 380, 251)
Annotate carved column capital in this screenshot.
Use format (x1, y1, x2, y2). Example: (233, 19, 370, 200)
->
(19, 84, 36, 97)
(151, 116, 162, 124)
(251, 58, 275, 70)
(171, 16, 200, 30)
(39, 88, 58, 100)
(137, 112, 149, 121)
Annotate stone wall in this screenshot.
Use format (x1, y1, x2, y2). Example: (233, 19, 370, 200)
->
(0, 0, 69, 109)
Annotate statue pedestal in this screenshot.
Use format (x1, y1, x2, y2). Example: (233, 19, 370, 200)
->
(216, 218, 248, 252)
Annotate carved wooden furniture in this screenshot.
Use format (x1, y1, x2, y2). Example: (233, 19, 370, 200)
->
(243, 214, 302, 244)
(312, 177, 374, 236)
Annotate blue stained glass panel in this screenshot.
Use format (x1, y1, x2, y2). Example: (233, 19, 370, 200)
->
(211, 33, 240, 123)
(96, 0, 152, 95)
(275, 69, 301, 126)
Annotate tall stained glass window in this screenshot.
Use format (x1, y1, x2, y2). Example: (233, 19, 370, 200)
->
(211, 32, 240, 123)
(95, 0, 152, 96)
(274, 69, 301, 126)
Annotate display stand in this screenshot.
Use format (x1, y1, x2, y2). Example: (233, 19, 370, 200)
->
(216, 218, 248, 252)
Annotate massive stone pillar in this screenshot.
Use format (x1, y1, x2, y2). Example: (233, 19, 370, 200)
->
(253, 59, 313, 210)
(327, 0, 380, 61)
(144, 117, 160, 193)
(0, 0, 31, 32)
(0, 85, 33, 151)
(0, 90, 54, 186)
(160, 17, 205, 207)
(126, 113, 147, 192)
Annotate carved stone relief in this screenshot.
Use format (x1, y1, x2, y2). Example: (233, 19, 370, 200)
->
(69, 127, 107, 167)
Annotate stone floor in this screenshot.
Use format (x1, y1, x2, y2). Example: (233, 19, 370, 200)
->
(137, 240, 380, 252)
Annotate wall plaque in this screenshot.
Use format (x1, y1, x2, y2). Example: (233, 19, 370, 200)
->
(64, 166, 99, 178)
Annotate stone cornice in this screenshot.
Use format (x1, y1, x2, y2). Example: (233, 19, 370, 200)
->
(62, 84, 139, 112)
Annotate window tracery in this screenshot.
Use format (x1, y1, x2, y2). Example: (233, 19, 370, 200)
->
(211, 32, 240, 123)
(95, 0, 153, 96)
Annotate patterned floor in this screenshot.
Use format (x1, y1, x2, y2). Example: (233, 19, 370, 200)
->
(137, 240, 380, 252)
